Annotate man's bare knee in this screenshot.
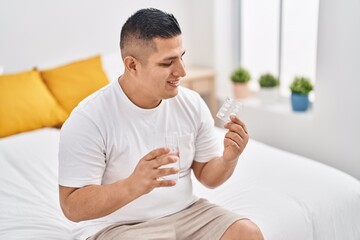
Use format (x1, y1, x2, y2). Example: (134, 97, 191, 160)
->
(221, 219, 264, 240)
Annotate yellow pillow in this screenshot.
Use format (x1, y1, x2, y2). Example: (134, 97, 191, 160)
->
(0, 70, 68, 138)
(40, 55, 109, 113)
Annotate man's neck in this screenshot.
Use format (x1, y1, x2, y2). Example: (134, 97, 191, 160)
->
(118, 75, 161, 109)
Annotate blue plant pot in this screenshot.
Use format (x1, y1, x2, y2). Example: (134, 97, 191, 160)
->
(291, 93, 309, 111)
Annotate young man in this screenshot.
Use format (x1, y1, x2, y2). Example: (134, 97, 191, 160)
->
(59, 8, 263, 240)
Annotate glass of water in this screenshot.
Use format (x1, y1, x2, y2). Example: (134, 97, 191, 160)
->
(160, 133, 180, 181)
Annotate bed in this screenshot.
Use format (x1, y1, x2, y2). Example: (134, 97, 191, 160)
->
(1, 126, 359, 240)
(1, 53, 360, 239)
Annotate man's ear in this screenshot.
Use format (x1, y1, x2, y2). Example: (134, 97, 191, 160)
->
(124, 56, 138, 74)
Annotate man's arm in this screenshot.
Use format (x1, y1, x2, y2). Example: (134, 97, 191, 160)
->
(60, 179, 137, 222)
(192, 114, 248, 188)
(59, 148, 179, 222)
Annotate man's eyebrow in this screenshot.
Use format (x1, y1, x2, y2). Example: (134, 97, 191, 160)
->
(162, 51, 186, 61)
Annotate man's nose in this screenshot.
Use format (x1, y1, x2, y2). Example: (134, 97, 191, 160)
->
(173, 59, 186, 78)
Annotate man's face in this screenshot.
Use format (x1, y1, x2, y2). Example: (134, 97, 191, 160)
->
(136, 35, 186, 106)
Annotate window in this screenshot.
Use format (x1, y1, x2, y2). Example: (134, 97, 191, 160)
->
(240, 0, 319, 97)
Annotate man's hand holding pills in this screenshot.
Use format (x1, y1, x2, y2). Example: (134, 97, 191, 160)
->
(223, 113, 249, 163)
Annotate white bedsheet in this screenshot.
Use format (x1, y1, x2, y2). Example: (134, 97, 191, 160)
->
(1, 127, 360, 240)
(0, 128, 77, 240)
(194, 128, 360, 240)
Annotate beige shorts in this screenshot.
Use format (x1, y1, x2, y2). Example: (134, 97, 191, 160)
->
(88, 198, 245, 240)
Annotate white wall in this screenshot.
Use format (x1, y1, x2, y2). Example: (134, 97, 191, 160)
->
(0, 0, 192, 72)
(314, 0, 360, 179)
(185, 0, 214, 68)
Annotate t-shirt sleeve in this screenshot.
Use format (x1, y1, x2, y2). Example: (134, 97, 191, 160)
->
(193, 97, 222, 163)
(58, 112, 106, 187)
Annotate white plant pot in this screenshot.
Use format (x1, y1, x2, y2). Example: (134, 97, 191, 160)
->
(233, 82, 250, 99)
(259, 87, 279, 105)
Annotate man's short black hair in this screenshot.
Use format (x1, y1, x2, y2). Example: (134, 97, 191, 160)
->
(120, 8, 182, 52)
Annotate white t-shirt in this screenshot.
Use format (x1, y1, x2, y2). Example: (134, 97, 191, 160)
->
(58, 80, 222, 239)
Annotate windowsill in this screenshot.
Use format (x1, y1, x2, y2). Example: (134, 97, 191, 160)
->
(238, 94, 314, 121)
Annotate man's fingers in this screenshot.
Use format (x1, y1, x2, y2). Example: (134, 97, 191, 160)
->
(225, 131, 242, 148)
(225, 122, 247, 139)
(153, 155, 178, 168)
(156, 167, 179, 178)
(228, 114, 248, 133)
(143, 147, 170, 161)
(156, 179, 177, 187)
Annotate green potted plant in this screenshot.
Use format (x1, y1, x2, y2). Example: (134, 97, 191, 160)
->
(258, 73, 279, 104)
(230, 67, 251, 99)
(290, 76, 314, 111)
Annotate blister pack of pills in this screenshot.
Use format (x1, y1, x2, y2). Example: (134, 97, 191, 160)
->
(216, 97, 243, 122)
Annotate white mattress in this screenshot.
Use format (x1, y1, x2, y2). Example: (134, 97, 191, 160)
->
(1, 127, 360, 240)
